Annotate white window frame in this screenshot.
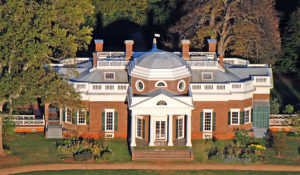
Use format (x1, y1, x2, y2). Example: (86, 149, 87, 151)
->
(202, 72, 213, 81)
(244, 107, 251, 124)
(135, 80, 145, 92)
(104, 72, 115, 80)
(203, 109, 213, 132)
(105, 133, 114, 138)
(77, 110, 86, 125)
(105, 109, 114, 132)
(136, 116, 143, 139)
(177, 80, 186, 92)
(230, 108, 240, 125)
(154, 117, 167, 141)
(155, 80, 167, 87)
(65, 108, 72, 124)
(177, 116, 184, 139)
(203, 133, 213, 139)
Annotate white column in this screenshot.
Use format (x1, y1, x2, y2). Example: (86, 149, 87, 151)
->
(149, 115, 155, 146)
(186, 115, 192, 147)
(168, 115, 173, 146)
(130, 115, 136, 147)
(59, 108, 63, 125)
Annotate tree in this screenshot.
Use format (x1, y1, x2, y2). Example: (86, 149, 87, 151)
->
(276, 8, 300, 74)
(283, 104, 294, 114)
(169, 0, 280, 63)
(0, 0, 94, 156)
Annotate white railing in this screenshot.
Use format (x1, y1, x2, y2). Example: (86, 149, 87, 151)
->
(223, 58, 248, 65)
(97, 52, 124, 58)
(190, 81, 254, 93)
(61, 57, 90, 65)
(97, 60, 129, 68)
(73, 82, 129, 94)
(269, 114, 298, 126)
(252, 76, 271, 86)
(5, 115, 45, 126)
(187, 60, 219, 69)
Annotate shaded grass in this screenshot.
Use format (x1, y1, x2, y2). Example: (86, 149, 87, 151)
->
(16, 170, 300, 175)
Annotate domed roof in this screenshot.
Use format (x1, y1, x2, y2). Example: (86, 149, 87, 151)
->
(136, 49, 186, 69)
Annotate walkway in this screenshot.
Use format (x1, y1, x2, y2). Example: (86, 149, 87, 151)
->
(1, 162, 300, 175)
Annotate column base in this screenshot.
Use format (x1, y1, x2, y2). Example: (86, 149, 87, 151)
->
(149, 142, 155, 146)
(167, 143, 174, 146)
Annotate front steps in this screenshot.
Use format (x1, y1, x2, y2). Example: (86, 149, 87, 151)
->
(47, 124, 62, 139)
(253, 127, 268, 138)
(132, 148, 193, 160)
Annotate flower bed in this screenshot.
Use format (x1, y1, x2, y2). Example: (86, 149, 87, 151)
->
(56, 138, 111, 161)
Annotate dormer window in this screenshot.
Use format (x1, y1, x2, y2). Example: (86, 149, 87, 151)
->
(104, 72, 115, 80)
(155, 81, 167, 87)
(202, 72, 213, 81)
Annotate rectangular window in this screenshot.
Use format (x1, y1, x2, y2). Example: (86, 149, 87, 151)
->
(231, 109, 240, 125)
(216, 85, 225, 90)
(204, 112, 212, 131)
(104, 72, 115, 80)
(105, 85, 114, 90)
(256, 78, 267, 82)
(93, 85, 102, 90)
(78, 111, 86, 124)
(204, 85, 213, 90)
(178, 117, 184, 138)
(76, 84, 86, 89)
(136, 117, 143, 138)
(105, 111, 114, 131)
(232, 84, 241, 89)
(66, 108, 72, 123)
(202, 72, 213, 80)
(244, 107, 251, 123)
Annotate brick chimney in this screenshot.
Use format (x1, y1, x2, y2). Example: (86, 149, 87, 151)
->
(94, 39, 103, 52)
(124, 40, 134, 61)
(92, 52, 97, 68)
(181, 40, 190, 61)
(207, 39, 217, 52)
(218, 52, 224, 68)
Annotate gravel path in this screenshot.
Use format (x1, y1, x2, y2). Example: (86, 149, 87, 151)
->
(1, 162, 300, 175)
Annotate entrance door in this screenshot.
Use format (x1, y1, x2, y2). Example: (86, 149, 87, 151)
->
(155, 120, 167, 140)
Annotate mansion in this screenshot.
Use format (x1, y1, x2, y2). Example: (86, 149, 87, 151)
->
(46, 38, 273, 149)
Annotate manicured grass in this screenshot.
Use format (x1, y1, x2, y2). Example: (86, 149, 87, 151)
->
(1, 133, 131, 168)
(16, 170, 300, 175)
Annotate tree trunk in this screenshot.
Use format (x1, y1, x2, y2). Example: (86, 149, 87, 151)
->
(0, 114, 6, 156)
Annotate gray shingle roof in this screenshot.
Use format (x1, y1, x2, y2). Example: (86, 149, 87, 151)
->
(71, 69, 128, 83)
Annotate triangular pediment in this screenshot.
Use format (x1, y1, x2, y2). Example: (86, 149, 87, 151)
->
(130, 93, 193, 109)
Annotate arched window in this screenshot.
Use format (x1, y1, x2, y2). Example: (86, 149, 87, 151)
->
(135, 80, 145, 92)
(177, 80, 186, 92)
(155, 81, 167, 87)
(157, 100, 167, 105)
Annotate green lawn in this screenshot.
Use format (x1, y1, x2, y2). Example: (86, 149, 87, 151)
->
(16, 170, 300, 175)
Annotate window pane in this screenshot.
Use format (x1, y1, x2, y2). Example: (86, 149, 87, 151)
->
(156, 121, 160, 139)
(78, 111, 86, 124)
(232, 112, 239, 124)
(106, 112, 113, 131)
(245, 110, 250, 123)
(204, 112, 212, 131)
(161, 121, 166, 138)
(178, 118, 183, 138)
(137, 118, 142, 137)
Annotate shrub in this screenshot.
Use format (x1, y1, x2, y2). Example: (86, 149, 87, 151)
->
(267, 131, 286, 156)
(234, 129, 250, 147)
(74, 149, 93, 161)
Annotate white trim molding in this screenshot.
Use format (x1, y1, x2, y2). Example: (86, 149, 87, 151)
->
(135, 80, 145, 92)
(244, 107, 251, 124)
(203, 109, 213, 132)
(177, 80, 186, 92)
(177, 115, 184, 139)
(136, 116, 143, 139)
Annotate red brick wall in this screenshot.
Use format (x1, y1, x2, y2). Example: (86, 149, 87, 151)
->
(131, 76, 190, 95)
(253, 94, 269, 100)
(192, 98, 253, 139)
(62, 101, 128, 139)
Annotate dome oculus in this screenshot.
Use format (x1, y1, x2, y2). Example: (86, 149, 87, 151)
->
(135, 80, 144, 92)
(177, 80, 186, 92)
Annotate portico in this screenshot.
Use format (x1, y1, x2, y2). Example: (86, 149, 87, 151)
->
(129, 90, 194, 147)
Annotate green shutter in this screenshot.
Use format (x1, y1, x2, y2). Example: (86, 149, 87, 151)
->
(176, 119, 178, 138)
(213, 112, 216, 131)
(142, 119, 145, 139)
(240, 112, 245, 125)
(72, 110, 77, 124)
(228, 112, 231, 125)
(251, 109, 253, 122)
(200, 112, 203, 131)
(86, 111, 90, 124)
(114, 112, 118, 131)
(63, 108, 66, 122)
(102, 112, 105, 131)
